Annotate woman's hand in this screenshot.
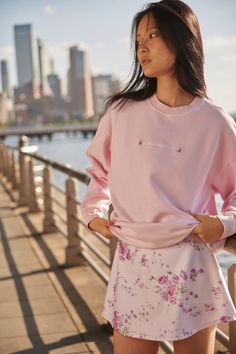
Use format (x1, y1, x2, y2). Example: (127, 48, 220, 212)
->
(88, 217, 115, 239)
(189, 210, 224, 243)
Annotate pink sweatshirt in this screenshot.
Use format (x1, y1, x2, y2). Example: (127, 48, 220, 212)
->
(81, 93, 236, 253)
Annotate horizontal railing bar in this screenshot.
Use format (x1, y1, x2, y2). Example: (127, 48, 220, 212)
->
(216, 328, 229, 347)
(50, 183, 65, 195)
(54, 223, 68, 238)
(67, 194, 81, 206)
(92, 231, 110, 245)
(53, 209, 67, 225)
(77, 232, 111, 267)
(72, 214, 110, 246)
(80, 249, 109, 284)
(50, 183, 82, 207)
(160, 341, 174, 354)
(51, 196, 66, 210)
(22, 151, 90, 184)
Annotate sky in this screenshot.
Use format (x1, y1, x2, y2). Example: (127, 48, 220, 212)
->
(0, 0, 236, 113)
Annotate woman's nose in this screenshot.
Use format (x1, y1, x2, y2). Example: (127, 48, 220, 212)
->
(138, 40, 148, 52)
(140, 45, 147, 52)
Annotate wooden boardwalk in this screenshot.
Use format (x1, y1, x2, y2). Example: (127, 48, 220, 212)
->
(0, 181, 113, 354)
(0, 178, 233, 354)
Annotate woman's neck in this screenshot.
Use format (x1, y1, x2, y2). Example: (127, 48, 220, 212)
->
(156, 76, 195, 107)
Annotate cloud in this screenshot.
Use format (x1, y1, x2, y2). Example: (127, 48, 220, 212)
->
(220, 54, 236, 63)
(204, 35, 236, 66)
(203, 35, 236, 49)
(43, 5, 56, 14)
(95, 42, 105, 49)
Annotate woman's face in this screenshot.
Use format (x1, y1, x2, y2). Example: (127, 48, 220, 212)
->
(136, 13, 176, 79)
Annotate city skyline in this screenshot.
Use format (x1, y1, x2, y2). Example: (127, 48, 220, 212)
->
(1, 0, 236, 113)
(1, 18, 122, 125)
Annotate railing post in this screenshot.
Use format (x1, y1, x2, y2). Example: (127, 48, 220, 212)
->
(28, 157, 40, 212)
(0, 144, 5, 176)
(7, 148, 16, 188)
(228, 263, 236, 354)
(0, 143, 3, 174)
(11, 150, 18, 190)
(66, 177, 83, 266)
(5, 147, 12, 182)
(8, 148, 13, 184)
(43, 165, 57, 233)
(2, 144, 8, 178)
(18, 135, 29, 206)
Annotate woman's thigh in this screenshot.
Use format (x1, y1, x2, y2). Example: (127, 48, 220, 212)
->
(173, 324, 217, 354)
(113, 329, 160, 354)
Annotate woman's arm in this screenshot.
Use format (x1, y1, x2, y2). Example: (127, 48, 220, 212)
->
(81, 108, 112, 229)
(189, 158, 236, 252)
(211, 158, 236, 239)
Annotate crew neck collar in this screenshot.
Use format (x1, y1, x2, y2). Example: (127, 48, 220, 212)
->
(149, 93, 204, 116)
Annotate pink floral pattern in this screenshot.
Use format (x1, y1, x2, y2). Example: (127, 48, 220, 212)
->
(102, 235, 236, 341)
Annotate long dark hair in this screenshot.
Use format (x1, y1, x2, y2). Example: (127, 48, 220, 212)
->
(105, 0, 209, 111)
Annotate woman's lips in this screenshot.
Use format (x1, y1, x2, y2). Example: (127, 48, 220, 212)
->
(142, 59, 151, 66)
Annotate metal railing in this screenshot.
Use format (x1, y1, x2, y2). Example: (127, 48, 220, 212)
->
(0, 135, 235, 354)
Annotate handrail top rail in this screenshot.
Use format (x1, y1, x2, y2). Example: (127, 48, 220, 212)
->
(24, 151, 90, 184)
(0, 142, 90, 185)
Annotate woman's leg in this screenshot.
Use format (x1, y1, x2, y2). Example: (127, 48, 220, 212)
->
(113, 329, 160, 354)
(173, 324, 217, 354)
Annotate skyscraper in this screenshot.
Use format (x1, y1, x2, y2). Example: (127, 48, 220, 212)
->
(92, 74, 122, 114)
(48, 74, 62, 100)
(0, 60, 11, 98)
(38, 38, 53, 96)
(14, 24, 40, 97)
(69, 46, 94, 118)
(0, 92, 8, 124)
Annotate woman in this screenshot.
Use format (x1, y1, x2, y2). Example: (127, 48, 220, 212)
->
(81, 1, 236, 353)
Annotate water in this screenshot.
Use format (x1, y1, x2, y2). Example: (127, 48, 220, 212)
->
(6, 133, 236, 281)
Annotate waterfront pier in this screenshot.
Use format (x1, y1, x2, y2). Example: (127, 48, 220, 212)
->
(0, 124, 98, 141)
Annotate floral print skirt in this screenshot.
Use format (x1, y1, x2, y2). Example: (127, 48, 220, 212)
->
(102, 234, 236, 341)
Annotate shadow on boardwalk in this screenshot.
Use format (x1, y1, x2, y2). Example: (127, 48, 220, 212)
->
(0, 180, 113, 354)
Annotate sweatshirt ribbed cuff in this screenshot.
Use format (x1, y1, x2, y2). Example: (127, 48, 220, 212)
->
(217, 213, 236, 239)
(82, 211, 103, 230)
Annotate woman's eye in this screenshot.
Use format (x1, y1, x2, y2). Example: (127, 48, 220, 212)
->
(136, 32, 160, 46)
(150, 32, 159, 38)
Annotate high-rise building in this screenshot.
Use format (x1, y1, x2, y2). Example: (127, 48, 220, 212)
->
(14, 24, 40, 98)
(69, 46, 94, 118)
(0, 92, 8, 124)
(0, 60, 11, 98)
(47, 74, 62, 100)
(38, 38, 53, 96)
(92, 74, 122, 114)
